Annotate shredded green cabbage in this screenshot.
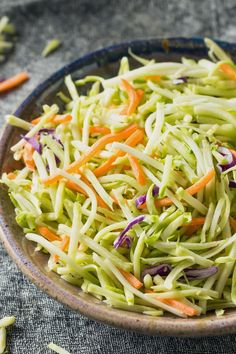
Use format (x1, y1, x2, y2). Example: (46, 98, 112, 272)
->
(3, 38, 236, 318)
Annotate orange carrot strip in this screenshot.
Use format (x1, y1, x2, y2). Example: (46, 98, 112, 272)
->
(53, 254, 59, 263)
(119, 268, 143, 289)
(184, 225, 201, 237)
(123, 165, 131, 170)
(31, 114, 56, 125)
(230, 216, 236, 232)
(183, 218, 206, 237)
(186, 217, 206, 226)
(230, 149, 236, 159)
(89, 126, 111, 135)
(219, 63, 236, 81)
(144, 75, 161, 82)
(0, 71, 29, 93)
(138, 169, 216, 209)
(145, 290, 197, 317)
(42, 124, 138, 185)
(66, 124, 138, 173)
(37, 226, 61, 242)
(52, 114, 72, 124)
(7, 172, 16, 180)
(23, 142, 35, 171)
(164, 299, 197, 317)
(32, 114, 71, 125)
(185, 169, 216, 196)
(65, 180, 108, 209)
(31, 117, 41, 125)
(128, 154, 146, 185)
(53, 235, 70, 263)
(61, 235, 70, 252)
(120, 79, 142, 115)
(94, 129, 144, 177)
(136, 88, 144, 100)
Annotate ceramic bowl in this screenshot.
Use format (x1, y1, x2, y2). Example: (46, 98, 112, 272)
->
(1, 38, 236, 337)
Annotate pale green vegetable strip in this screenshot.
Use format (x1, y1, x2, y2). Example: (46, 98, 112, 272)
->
(82, 104, 94, 146)
(159, 155, 172, 198)
(133, 231, 146, 278)
(0, 316, 15, 328)
(85, 169, 114, 210)
(6, 115, 32, 130)
(0, 327, 6, 354)
(104, 259, 186, 317)
(68, 202, 82, 259)
(144, 103, 165, 154)
(10, 105, 59, 152)
(65, 75, 79, 101)
(4, 39, 236, 319)
(42, 39, 61, 57)
(47, 342, 71, 354)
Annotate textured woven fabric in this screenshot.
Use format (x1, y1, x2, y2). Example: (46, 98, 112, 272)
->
(1, 0, 236, 352)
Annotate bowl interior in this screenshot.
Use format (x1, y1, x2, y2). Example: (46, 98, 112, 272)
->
(1, 37, 236, 336)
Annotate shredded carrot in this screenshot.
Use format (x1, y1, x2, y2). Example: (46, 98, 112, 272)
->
(89, 126, 111, 135)
(31, 115, 55, 125)
(7, 172, 16, 180)
(42, 124, 138, 185)
(219, 63, 236, 81)
(0, 71, 29, 94)
(119, 268, 143, 289)
(32, 114, 71, 125)
(230, 149, 236, 159)
(164, 299, 197, 317)
(145, 290, 197, 316)
(185, 169, 215, 195)
(94, 129, 144, 177)
(120, 79, 142, 115)
(183, 218, 206, 237)
(186, 217, 206, 226)
(31, 117, 41, 125)
(60, 235, 70, 252)
(123, 165, 131, 170)
(37, 226, 61, 242)
(184, 225, 201, 237)
(136, 88, 144, 101)
(23, 142, 35, 171)
(53, 114, 72, 125)
(53, 235, 70, 263)
(138, 169, 215, 209)
(65, 168, 110, 209)
(230, 216, 236, 232)
(144, 75, 161, 82)
(128, 154, 146, 185)
(65, 180, 108, 209)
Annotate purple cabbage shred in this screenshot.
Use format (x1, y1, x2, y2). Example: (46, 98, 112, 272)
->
(173, 77, 188, 85)
(181, 266, 218, 281)
(217, 147, 236, 173)
(135, 185, 159, 209)
(21, 135, 42, 154)
(113, 215, 145, 249)
(141, 264, 172, 280)
(229, 180, 236, 188)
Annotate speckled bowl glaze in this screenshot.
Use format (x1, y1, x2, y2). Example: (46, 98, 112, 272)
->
(1, 38, 236, 337)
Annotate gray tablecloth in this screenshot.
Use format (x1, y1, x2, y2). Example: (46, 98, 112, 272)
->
(1, 0, 236, 352)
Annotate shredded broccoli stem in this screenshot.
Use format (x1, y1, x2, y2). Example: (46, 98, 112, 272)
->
(4, 38, 236, 318)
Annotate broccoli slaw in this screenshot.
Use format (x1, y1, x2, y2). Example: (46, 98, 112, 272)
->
(2, 38, 236, 318)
